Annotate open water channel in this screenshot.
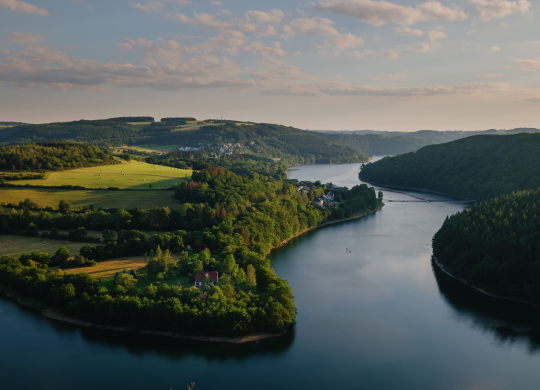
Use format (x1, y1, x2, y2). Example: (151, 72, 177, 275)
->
(2, 159, 540, 390)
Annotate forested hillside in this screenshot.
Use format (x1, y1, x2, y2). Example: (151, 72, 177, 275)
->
(433, 189, 540, 305)
(359, 133, 540, 200)
(318, 133, 437, 155)
(0, 142, 117, 171)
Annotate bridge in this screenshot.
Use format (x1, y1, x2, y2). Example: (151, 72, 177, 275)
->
(387, 200, 475, 203)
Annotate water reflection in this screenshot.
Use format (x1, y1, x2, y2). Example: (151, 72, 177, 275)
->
(432, 260, 540, 353)
(0, 294, 295, 362)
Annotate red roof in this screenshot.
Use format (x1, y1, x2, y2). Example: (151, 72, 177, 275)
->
(194, 271, 218, 283)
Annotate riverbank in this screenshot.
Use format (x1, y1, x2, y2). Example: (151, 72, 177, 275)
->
(359, 178, 474, 202)
(267, 202, 385, 253)
(3, 203, 384, 344)
(3, 291, 288, 343)
(432, 256, 540, 308)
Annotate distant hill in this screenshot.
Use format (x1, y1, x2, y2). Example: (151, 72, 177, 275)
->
(359, 133, 540, 200)
(317, 133, 437, 155)
(0, 119, 370, 164)
(314, 128, 540, 143)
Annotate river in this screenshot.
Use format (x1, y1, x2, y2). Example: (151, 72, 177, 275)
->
(2, 160, 540, 390)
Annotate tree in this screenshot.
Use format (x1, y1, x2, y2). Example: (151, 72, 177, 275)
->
(116, 273, 137, 288)
(246, 264, 257, 288)
(52, 246, 70, 265)
(378, 191, 383, 202)
(58, 200, 71, 214)
(102, 229, 116, 243)
(178, 251, 189, 275)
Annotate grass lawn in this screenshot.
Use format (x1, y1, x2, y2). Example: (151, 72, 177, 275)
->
(0, 235, 94, 258)
(6, 160, 192, 190)
(0, 188, 180, 209)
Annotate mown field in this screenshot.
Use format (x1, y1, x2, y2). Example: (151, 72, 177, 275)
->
(0, 188, 180, 209)
(60, 256, 151, 279)
(6, 160, 192, 190)
(119, 145, 180, 153)
(0, 235, 92, 258)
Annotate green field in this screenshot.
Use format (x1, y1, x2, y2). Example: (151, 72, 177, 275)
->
(119, 145, 180, 153)
(171, 123, 223, 132)
(6, 160, 192, 190)
(0, 235, 93, 258)
(0, 188, 180, 209)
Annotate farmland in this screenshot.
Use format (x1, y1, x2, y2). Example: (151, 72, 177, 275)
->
(0, 235, 93, 258)
(6, 160, 192, 190)
(119, 145, 180, 153)
(0, 188, 179, 209)
(60, 256, 151, 279)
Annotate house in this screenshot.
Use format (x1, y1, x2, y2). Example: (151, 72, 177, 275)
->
(324, 192, 334, 201)
(194, 271, 219, 287)
(313, 197, 325, 208)
(297, 186, 310, 194)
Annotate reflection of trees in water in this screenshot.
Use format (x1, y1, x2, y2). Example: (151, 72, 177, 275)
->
(432, 260, 540, 354)
(0, 294, 295, 362)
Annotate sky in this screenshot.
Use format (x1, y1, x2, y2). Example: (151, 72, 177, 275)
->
(0, 0, 539, 131)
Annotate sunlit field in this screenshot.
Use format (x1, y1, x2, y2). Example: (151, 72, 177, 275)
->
(7, 160, 192, 190)
(0, 235, 94, 258)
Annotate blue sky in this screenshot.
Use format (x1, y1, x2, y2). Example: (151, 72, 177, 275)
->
(0, 0, 539, 130)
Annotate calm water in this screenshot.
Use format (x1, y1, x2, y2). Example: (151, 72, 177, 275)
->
(2, 160, 540, 390)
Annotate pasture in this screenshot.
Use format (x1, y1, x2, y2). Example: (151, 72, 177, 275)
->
(60, 256, 151, 279)
(0, 188, 180, 209)
(127, 122, 152, 125)
(119, 145, 180, 153)
(6, 160, 192, 190)
(171, 123, 223, 132)
(0, 235, 92, 258)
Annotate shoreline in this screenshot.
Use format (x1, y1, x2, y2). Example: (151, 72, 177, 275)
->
(3, 203, 384, 344)
(267, 202, 385, 254)
(358, 178, 474, 202)
(3, 291, 288, 343)
(432, 256, 540, 308)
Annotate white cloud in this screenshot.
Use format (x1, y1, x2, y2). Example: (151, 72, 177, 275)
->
(211, 1, 222, 5)
(176, 13, 234, 30)
(394, 27, 424, 36)
(0, 0, 49, 16)
(469, 0, 531, 21)
(245, 9, 284, 23)
(284, 17, 339, 37)
(244, 41, 286, 65)
(415, 43, 431, 52)
(369, 73, 408, 81)
(321, 33, 364, 53)
(130, 0, 191, 12)
(7, 32, 45, 44)
(251, 65, 316, 80)
(350, 49, 401, 59)
(237, 24, 278, 37)
(428, 30, 447, 41)
(476, 73, 503, 78)
(490, 45, 501, 51)
(116, 42, 133, 50)
(316, 0, 467, 26)
(511, 57, 540, 71)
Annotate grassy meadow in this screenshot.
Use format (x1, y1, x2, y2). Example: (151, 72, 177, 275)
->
(6, 160, 192, 190)
(0, 235, 92, 258)
(118, 145, 180, 153)
(59, 256, 151, 279)
(0, 188, 180, 209)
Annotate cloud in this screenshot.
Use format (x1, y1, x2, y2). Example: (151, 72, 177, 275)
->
(0, 0, 49, 16)
(476, 73, 503, 78)
(320, 33, 364, 53)
(316, 0, 467, 26)
(8, 32, 45, 44)
(251, 65, 316, 80)
(428, 30, 447, 41)
(394, 27, 424, 36)
(510, 58, 540, 72)
(244, 41, 286, 65)
(130, 0, 191, 12)
(350, 49, 401, 59)
(415, 43, 431, 52)
(284, 17, 339, 38)
(316, 80, 512, 97)
(175, 12, 234, 30)
(490, 45, 501, 51)
(469, 0, 531, 21)
(245, 9, 284, 23)
(237, 24, 278, 37)
(211, 1, 222, 5)
(369, 73, 408, 81)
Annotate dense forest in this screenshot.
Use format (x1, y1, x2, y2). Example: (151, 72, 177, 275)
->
(0, 162, 380, 336)
(318, 133, 437, 155)
(433, 189, 540, 305)
(359, 133, 540, 200)
(0, 142, 117, 171)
